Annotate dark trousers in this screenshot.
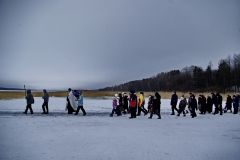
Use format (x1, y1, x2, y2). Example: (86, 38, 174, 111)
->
(233, 107, 238, 114)
(200, 105, 206, 114)
(191, 107, 197, 118)
(149, 108, 161, 118)
(42, 102, 49, 113)
(116, 106, 122, 115)
(122, 104, 128, 113)
(67, 104, 75, 114)
(171, 104, 178, 114)
(137, 106, 148, 115)
(207, 104, 213, 113)
(25, 104, 33, 114)
(214, 105, 222, 115)
(110, 108, 120, 116)
(178, 108, 186, 115)
(130, 107, 136, 118)
(213, 104, 218, 114)
(157, 104, 161, 114)
(224, 104, 232, 113)
(75, 106, 86, 115)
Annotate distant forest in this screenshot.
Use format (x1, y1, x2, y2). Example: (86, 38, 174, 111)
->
(100, 53, 240, 93)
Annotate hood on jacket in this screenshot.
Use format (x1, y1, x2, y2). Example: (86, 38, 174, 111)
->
(27, 89, 31, 94)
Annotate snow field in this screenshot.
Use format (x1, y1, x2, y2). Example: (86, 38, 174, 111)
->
(0, 97, 240, 160)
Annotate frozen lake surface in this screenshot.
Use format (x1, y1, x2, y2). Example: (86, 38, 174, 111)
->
(0, 97, 240, 160)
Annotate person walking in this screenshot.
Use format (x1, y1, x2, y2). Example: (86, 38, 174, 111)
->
(65, 88, 77, 114)
(200, 95, 207, 114)
(23, 89, 34, 114)
(211, 93, 218, 114)
(110, 94, 121, 117)
(213, 93, 223, 115)
(224, 95, 232, 113)
(232, 95, 239, 114)
(137, 91, 148, 116)
(206, 95, 213, 113)
(237, 93, 240, 112)
(155, 92, 161, 114)
(41, 89, 49, 114)
(129, 91, 137, 119)
(189, 94, 197, 118)
(148, 95, 161, 119)
(177, 96, 187, 117)
(122, 93, 129, 114)
(170, 91, 178, 115)
(187, 92, 193, 114)
(74, 91, 86, 116)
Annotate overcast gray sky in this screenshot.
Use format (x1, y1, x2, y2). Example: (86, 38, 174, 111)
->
(0, 0, 240, 90)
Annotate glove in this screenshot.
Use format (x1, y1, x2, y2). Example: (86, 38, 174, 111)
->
(65, 107, 68, 111)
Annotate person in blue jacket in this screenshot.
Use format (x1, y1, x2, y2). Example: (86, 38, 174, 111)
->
(74, 91, 86, 116)
(232, 95, 239, 114)
(170, 90, 178, 115)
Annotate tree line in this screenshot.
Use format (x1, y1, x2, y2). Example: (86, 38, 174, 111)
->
(100, 53, 240, 93)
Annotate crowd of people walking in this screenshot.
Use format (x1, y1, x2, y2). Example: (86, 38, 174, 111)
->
(110, 90, 240, 119)
(23, 88, 240, 119)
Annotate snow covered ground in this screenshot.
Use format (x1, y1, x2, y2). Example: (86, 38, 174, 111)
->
(0, 97, 240, 160)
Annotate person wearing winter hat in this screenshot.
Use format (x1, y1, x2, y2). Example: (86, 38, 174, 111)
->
(170, 90, 178, 115)
(232, 95, 239, 114)
(117, 92, 123, 115)
(41, 89, 49, 114)
(137, 91, 148, 116)
(129, 91, 137, 119)
(122, 92, 129, 114)
(213, 93, 223, 115)
(189, 94, 197, 118)
(206, 95, 213, 113)
(23, 89, 34, 114)
(155, 92, 161, 114)
(148, 95, 161, 119)
(75, 91, 86, 116)
(224, 95, 232, 113)
(177, 96, 187, 117)
(237, 93, 240, 111)
(110, 94, 121, 117)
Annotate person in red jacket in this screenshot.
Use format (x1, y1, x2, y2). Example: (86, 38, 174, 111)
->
(129, 90, 137, 119)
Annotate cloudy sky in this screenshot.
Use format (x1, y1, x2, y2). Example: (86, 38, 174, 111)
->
(0, 0, 240, 90)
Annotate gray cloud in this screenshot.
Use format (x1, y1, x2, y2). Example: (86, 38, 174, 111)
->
(1, 0, 240, 90)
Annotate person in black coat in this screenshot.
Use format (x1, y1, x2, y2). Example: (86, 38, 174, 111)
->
(224, 95, 232, 113)
(200, 95, 207, 114)
(116, 93, 123, 116)
(122, 93, 129, 114)
(211, 93, 218, 114)
(23, 89, 34, 114)
(155, 92, 161, 114)
(213, 93, 223, 115)
(170, 91, 178, 115)
(189, 94, 197, 118)
(206, 95, 213, 113)
(148, 95, 161, 119)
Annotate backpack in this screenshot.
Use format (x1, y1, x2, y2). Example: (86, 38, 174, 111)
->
(32, 97, 35, 104)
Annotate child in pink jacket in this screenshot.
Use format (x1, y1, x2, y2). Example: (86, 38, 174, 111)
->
(110, 94, 120, 117)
